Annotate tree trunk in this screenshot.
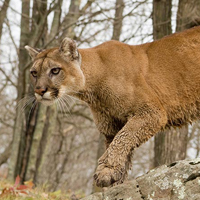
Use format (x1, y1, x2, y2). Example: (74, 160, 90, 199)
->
(33, 106, 57, 184)
(152, 0, 172, 41)
(60, 0, 81, 40)
(176, 0, 200, 32)
(154, 126, 188, 167)
(25, 105, 47, 180)
(112, 0, 125, 40)
(48, 0, 63, 47)
(8, 0, 31, 181)
(0, 0, 10, 41)
(92, 134, 106, 192)
(0, 0, 12, 167)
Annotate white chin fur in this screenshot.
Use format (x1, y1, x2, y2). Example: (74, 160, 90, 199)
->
(35, 93, 42, 101)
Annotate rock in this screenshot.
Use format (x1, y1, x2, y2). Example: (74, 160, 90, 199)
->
(81, 159, 200, 200)
(103, 180, 142, 200)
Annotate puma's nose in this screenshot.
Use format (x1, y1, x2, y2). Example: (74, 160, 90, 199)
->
(34, 87, 47, 96)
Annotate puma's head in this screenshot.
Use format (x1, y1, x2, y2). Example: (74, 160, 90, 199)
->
(25, 38, 85, 106)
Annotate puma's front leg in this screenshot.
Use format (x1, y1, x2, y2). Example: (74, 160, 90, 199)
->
(91, 109, 124, 148)
(94, 105, 167, 187)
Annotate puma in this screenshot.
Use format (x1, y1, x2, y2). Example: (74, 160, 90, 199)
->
(25, 26, 200, 187)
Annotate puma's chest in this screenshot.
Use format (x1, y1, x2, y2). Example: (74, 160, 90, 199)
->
(86, 88, 133, 122)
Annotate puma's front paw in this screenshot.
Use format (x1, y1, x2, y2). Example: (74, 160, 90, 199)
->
(93, 164, 125, 187)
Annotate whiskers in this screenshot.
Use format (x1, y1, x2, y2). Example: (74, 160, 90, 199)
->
(16, 94, 38, 122)
(27, 99, 37, 121)
(16, 95, 36, 113)
(55, 98, 71, 117)
(55, 91, 81, 117)
(54, 88, 82, 117)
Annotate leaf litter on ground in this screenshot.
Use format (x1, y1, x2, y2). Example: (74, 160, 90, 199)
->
(0, 176, 84, 200)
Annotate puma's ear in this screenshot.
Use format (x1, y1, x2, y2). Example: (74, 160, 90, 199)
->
(59, 37, 80, 61)
(25, 46, 40, 60)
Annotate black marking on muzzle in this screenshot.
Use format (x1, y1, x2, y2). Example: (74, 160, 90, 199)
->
(51, 88, 59, 98)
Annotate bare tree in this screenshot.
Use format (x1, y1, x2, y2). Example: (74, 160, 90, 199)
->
(112, 0, 125, 40)
(152, 0, 172, 41)
(0, 0, 10, 41)
(0, 0, 12, 168)
(8, 0, 32, 181)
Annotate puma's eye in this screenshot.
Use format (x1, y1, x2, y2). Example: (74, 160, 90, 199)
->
(31, 71, 37, 77)
(51, 68, 60, 75)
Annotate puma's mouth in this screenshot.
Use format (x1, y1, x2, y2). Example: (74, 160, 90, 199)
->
(35, 92, 54, 106)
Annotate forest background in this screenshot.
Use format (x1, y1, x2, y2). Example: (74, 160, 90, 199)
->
(0, 0, 200, 195)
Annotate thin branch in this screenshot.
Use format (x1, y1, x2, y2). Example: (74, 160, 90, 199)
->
(80, 0, 95, 14)
(5, 18, 19, 57)
(0, 142, 12, 165)
(0, 68, 17, 87)
(0, 118, 14, 128)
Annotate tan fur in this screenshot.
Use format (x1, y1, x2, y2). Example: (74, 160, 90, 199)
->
(26, 26, 200, 187)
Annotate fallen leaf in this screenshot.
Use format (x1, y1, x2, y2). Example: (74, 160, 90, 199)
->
(24, 180, 34, 189)
(14, 175, 20, 187)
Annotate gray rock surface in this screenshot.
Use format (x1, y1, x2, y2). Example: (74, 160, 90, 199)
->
(81, 158, 200, 200)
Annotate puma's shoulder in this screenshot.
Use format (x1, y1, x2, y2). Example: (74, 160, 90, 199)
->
(79, 40, 149, 72)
